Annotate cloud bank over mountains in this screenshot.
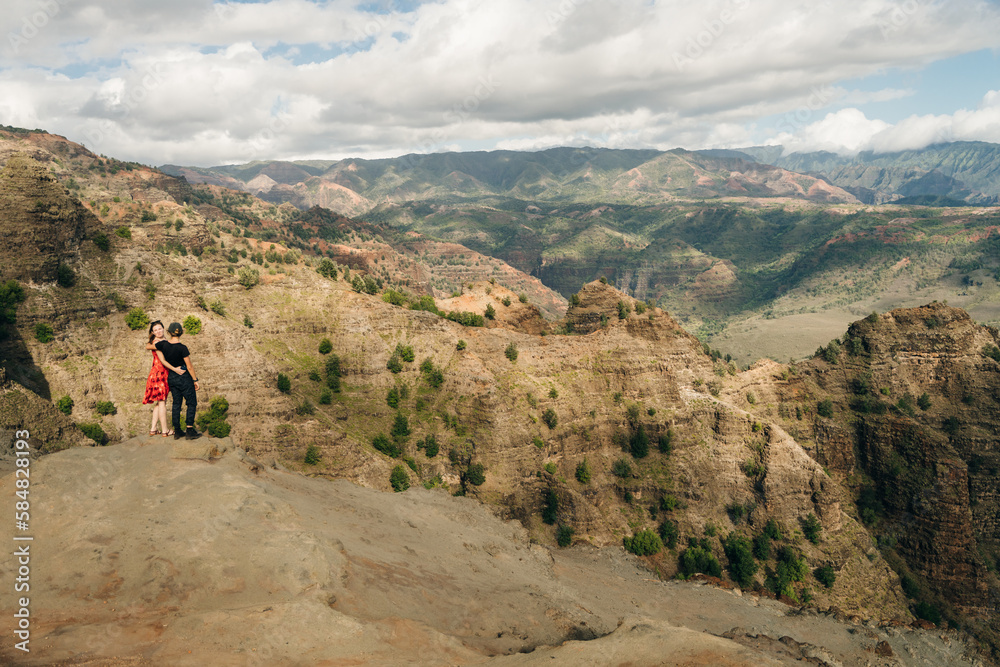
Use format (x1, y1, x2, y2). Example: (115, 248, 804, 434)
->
(1, 0, 998, 165)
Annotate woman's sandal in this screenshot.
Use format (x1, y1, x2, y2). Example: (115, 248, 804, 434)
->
(150, 429, 159, 436)
(162, 430, 174, 437)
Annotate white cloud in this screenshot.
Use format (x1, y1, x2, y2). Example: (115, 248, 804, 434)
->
(1, 0, 999, 164)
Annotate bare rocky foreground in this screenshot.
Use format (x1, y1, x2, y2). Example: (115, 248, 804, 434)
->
(0, 437, 978, 666)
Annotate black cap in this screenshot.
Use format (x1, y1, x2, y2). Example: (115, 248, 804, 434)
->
(167, 322, 183, 336)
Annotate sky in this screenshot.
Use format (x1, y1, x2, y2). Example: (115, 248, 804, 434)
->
(1, 0, 999, 166)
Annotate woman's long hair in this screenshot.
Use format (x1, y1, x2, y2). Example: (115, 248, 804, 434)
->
(148, 320, 164, 345)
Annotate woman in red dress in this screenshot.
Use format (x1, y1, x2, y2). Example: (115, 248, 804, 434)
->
(142, 320, 172, 436)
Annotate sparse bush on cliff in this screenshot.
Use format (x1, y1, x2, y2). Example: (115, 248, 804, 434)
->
(802, 513, 822, 544)
(0, 280, 25, 325)
(316, 258, 337, 279)
(814, 564, 836, 588)
(326, 354, 342, 392)
(658, 429, 673, 454)
(125, 308, 149, 331)
(942, 416, 961, 435)
(95, 401, 117, 416)
(56, 395, 73, 415)
(421, 434, 440, 458)
(505, 342, 518, 362)
(463, 462, 486, 487)
(304, 444, 321, 465)
(752, 533, 771, 560)
(456, 339, 466, 350)
(624, 529, 662, 556)
(983, 345, 1000, 363)
(575, 458, 591, 484)
(420, 357, 444, 388)
(617, 300, 631, 320)
(276, 373, 291, 393)
(394, 342, 415, 363)
(611, 458, 632, 478)
(296, 400, 315, 416)
(542, 488, 558, 524)
(501, 296, 511, 307)
(319, 388, 333, 404)
(390, 465, 410, 492)
(556, 525, 574, 547)
(817, 399, 833, 418)
(659, 519, 679, 549)
(542, 408, 557, 429)
(723, 533, 757, 587)
(79, 422, 107, 444)
(373, 433, 400, 458)
(114, 226, 132, 239)
(387, 352, 402, 374)
(237, 266, 260, 289)
(569, 293, 581, 307)
(679, 543, 721, 578)
(386, 386, 400, 408)
(183, 315, 202, 334)
(629, 424, 649, 458)
(34, 322, 54, 343)
(917, 392, 932, 410)
(391, 412, 411, 443)
(93, 233, 110, 251)
(209, 299, 226, 316)
(485, 303, 496, 320)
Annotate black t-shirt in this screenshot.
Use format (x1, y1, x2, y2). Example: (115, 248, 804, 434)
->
(156, 340, 190, 372)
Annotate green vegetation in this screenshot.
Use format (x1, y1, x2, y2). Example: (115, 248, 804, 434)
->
(93, 233, 110, 251)
(209, 299, 226, 316)
(575, 458, 592, 484)
(326, 354, 342, 392)
(629, 423, 649, 458)
(556, 525, 574, 547)
(56, 395, 73, 415)
(542, 488, 559, 524)
(658, 430, 673, 454)
(611, 458, 632, 478)
(485, 303, 496, 320)
(125, 308, 150, 331)
(277, 373, 291, 393)
(723, 533, 758, 587)
(817, 398, 833, 418)
(182, 315, 202, 334)
(34, 322, 54, 343)
(541, 408, 557, 429)
(802, 513, 822, 544)
(456, 339, 467, 350)
(420, 357, 444, 388)
(0, 280, 25, 326)
(95, 401, 117, 416)
(464, 462, 486, 486)
(504, 342, 518, 362)
(114, 226, 132, 239)
(679, 541, 722, 578)
(79, 422, 107, 444)
(238, 266, 260, 289)
(659, 519, 679, 549)
(814, 564, 836, 589)
(390, 465, 410, 492)
(624, 529, 663, 556)
(373, 433, 400, 458)
(304, 444, 321, 465)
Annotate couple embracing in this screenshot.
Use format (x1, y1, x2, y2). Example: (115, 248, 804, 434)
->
(142, 321, 203, 440)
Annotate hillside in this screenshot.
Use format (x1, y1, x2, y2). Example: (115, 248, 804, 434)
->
(3, 129, 1000, 661)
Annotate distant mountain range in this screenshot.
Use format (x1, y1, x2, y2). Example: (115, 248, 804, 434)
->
(161, 147, 858, 213)
(163, 141, 1000, 212)
(725, 141, 1000, 205)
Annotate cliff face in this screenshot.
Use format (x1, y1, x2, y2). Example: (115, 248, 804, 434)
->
(749, 302, 1000, 629)
(0, 153, 94, 282)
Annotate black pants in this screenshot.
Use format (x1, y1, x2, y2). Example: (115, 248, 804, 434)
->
(167, 372, 197, 431)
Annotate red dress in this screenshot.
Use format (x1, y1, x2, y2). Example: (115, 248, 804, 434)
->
(142, 350, 169, 404)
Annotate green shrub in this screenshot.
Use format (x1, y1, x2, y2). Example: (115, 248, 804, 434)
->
(95, 401, 117, 416)
(817, 399, 833, 418)
(518, 293, 528, 303)
(319, 388, 333, 404)
(423, 434, 440, 458)
(660, 495, 679, 511)
(182, 315, 202, 334)
(296, 400, 315, 416)
(575, 458, 592, 484)
(34, 322, 54, 343)
(556, 525, 574, 547)
(317, 338, 333, 355)
(504, 342, 518, 362)
(464, 462, 486, 486)
(984, 345, 1000, 363)
(485, 303, 496, 320)
(543, 462, 557, 475)
(209, 299, 226, 316)
(390, 465, 410, 492)
(93, 233, 110, 251)
(304, 444, 321, 465)
(723, 533, 758, 587)
(913, 601, 942, 625)
(277, 373, 291, 393)
(386, 386, 400, 408)
(917, 392, 932, 410)
(420, 358, 444, 388)
(802, 513, 822, 544)
(659, 519, 679, 549)
(617, 300, 631, 320)
(243, 314, 254, 328)
(542, 488, 559, 524)
(386, 353, 403, 374)
(207, 420, 231, 437)
(501, 296, 511, 307)
(373, 433, 400, 458)
(195, 395, 230, 437)
(125, 307, 150, 330)
(814, 564, 836, 589)
(753, 533, 771, 561)
(326, 354, 342, 392)
(658, 430, 673, 454)
(238, 266, 260, 290)
(541, 408, 557, 429)
(629, 424, 649, 458)
(391, 412, 411, 442)
(611, 458, 632, 478)
(763, 519, 783, 541)
(114, 226, 132, 239)
(456, 339, 467, 350)
(79, 422, 107, 444)
(56, 395, 73, 415)
(942, 416, 961, 435)
(624, 529, 662, 556)
(679, 545, 721, 578)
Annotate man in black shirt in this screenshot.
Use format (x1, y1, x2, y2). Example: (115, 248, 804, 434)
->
(155, 322, 203, 440)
